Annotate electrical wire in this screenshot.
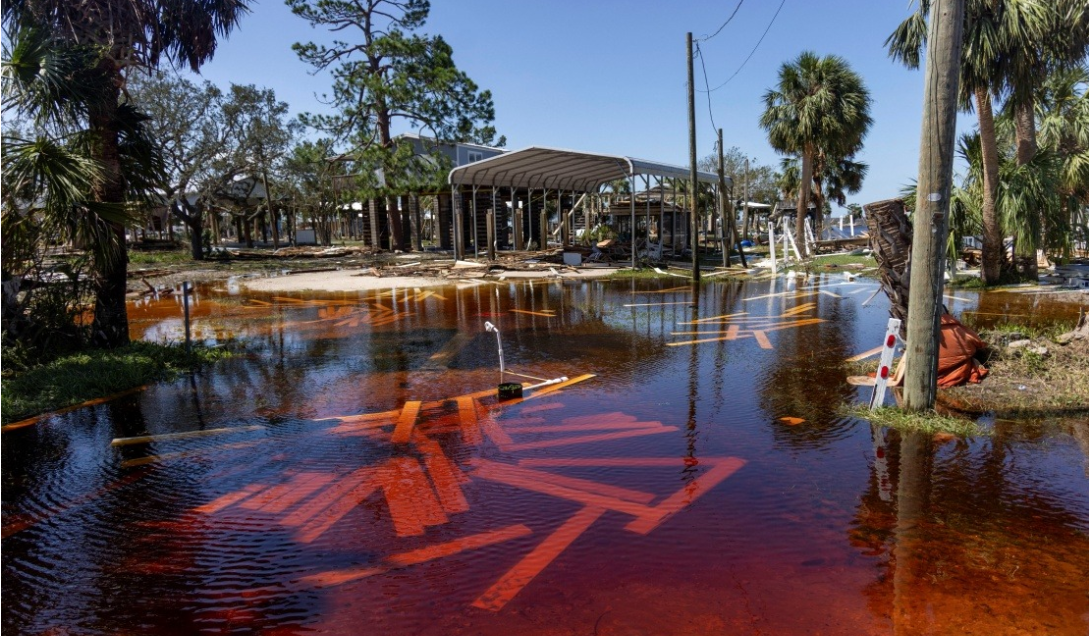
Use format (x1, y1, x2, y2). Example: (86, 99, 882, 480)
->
(698, 0, 788, 94)
(695, 43, 717, 132)
(698, 0, 745, 42)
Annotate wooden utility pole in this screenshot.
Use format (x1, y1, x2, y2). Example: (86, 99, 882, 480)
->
(903, 0, 965, 410)
(718, 130, 729, 268)
(687, 33, 700, 282)
(741, 157, 750, 241)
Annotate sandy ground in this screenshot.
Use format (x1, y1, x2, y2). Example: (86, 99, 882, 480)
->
(237, 266, 620, 293)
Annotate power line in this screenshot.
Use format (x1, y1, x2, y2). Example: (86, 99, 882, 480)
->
(698, 0, 788, 94)
(695, 43, 718, 132)
(698, 0, 745, 42)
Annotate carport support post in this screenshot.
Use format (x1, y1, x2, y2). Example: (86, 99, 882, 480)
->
(472, 186, 480, 258)
(687, 32, 700, 282)
(491, 187, 498, 253)
(452, 185, 464, 260)
(630, 172, 636, 269)
(486, 209, 496, 260)
(540, 190, 548, 250)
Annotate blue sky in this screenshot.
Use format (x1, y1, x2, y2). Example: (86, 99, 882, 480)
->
(189, 0, 971, 213)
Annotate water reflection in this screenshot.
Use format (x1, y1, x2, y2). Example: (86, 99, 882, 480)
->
(4, 276, 1087, 635)
(852, 428, 1089, 635)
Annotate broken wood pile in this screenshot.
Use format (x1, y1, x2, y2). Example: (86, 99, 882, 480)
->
(224, 246, 379, 260)
(863, 198, 912, 332)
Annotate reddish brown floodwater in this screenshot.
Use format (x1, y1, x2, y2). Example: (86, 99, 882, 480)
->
(3, 275, 1088, 635)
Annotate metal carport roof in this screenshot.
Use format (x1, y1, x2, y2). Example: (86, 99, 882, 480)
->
(448, 146, 728, 191)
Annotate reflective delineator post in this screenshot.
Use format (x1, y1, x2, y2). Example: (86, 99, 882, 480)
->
(869, 318, 903, 410)
(768, 224, 777, 274)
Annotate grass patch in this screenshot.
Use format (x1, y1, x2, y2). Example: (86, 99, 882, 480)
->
(1, 341, 231, 424)
(129, 246, 192, 267)
(843, 404, 988, 436)
(606, 268, 677, 280)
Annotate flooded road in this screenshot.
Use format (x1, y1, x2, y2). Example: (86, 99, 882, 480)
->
(3, 275, 1087, 635)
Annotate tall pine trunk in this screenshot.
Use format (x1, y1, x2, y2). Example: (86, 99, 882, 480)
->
(89, 83, 130, 348)
(975, 87, 1002, 285)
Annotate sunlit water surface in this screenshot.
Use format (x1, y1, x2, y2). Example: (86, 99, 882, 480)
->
(3, 275, 1087, 635)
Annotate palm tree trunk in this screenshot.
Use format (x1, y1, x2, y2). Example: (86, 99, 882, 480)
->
(1014, 101, 1040, 280)
(796, 150, 814, 258)
(976, 87, 1002, 285)
(88, 84, 130, 349)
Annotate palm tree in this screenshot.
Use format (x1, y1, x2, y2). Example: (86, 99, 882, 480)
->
(887, 0, 1087, 283)
(2, 0, 250, 347)
(760, 52, 872, 258)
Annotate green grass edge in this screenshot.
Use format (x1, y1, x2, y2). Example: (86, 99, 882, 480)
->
(842, 404, 989, 437)
(1, 342, 231, 424)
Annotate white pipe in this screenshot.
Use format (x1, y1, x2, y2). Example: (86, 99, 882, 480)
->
(524, 376, 569, 391)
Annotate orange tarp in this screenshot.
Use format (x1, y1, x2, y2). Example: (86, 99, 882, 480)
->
(938, 314, 989, 388)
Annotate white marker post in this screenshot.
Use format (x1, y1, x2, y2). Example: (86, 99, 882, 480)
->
(868, 318, 902, 410)
(768, 223, 777, 273)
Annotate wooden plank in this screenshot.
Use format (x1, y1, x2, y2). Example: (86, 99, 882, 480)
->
(478, 414, 513, 450)
(421, 331, 474, 370)
(295, 478, 379, 544)
(505, 426, 676, 452)
(504, 420, 663, 434)
(519, 457, 693, 468)
(254, 472, 336, 514)
(752, 330, 773, 350)
(455, 396, 483, 445)
(412, 432, 470, 513)
(299, 524, 532, 588)
(519, 402, 564, 415)
(380, 457, 448, 536)
(472, 507, 605, 612)
(279, 469, 372, 528)
(845, 346, 884, 362)
(390, 401, 422, 444)
(194, 483, 266, 514)
(491, 462, 655, 504)
(625, 458, 745, 534)
(472, 460, 651, 518)
(779, 302, 817, 317)
(111, 425, 262, 447)
(510, 309, 556, 318)
(523, 374, 596, 400)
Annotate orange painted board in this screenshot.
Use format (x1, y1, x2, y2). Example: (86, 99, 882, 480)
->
(300, 524, 532, 588)
(472, 506, 605, 612)
(630, 285, 691, 294)
(391, 401, 423, 444)
(493, 463, 655, 504)
(505, 425, 677, 452)
(519, 402, 565, 415)
(510, 309, 556, 318)
(280, 469, 372, 528)
(779, 302, 817, 317)
(472, 460, 651, 518)
(519, 457, 697, 468)
(423, 388, 497, 410)
(505, 420, 664, 434)
(558, 412, 637, 426)
(845, 346, 884, 362)
(454, 397, 483, 446)
(523, 374, 596, 400)
(194, 483, 266, 514)
(761, 318, 827, 332)
(752, 330, 773, 350)
(478, 415, 514, 450)
(625, 457, 746, 534)
(412, 432, 470, 513)
(380, 457, 448, 536)
(255, 473, 337, 514)
(295, 478, 379, 544)
(111, 425, 262, 447)
(332, 410, 400, 424)
(685, 312, 749, 323)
